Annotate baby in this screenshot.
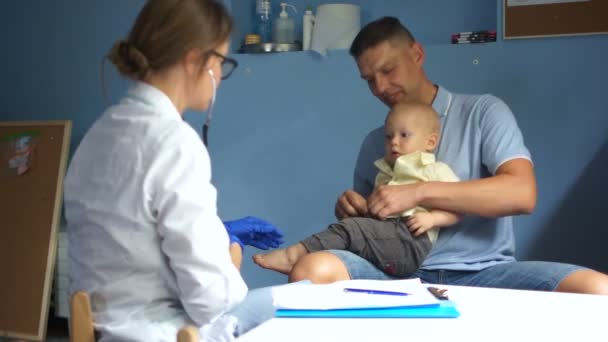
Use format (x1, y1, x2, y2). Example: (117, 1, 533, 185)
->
(254, 102, 460, 278)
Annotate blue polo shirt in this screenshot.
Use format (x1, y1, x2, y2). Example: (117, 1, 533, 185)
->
(353, 86, 531, 271)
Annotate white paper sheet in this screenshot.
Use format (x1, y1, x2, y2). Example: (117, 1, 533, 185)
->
(272, 278, 439, 310)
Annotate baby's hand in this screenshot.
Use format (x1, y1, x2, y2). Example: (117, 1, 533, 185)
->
(405, 212, 435, 236)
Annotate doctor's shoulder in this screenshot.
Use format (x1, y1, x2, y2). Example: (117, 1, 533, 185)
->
(151, 119, 203, 153)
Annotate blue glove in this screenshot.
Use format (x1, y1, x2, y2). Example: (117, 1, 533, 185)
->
(224, 216, 284, 250)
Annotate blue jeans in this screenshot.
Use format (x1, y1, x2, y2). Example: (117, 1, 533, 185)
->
(229, 281, 311, 336)
(329, 250, 585, 291)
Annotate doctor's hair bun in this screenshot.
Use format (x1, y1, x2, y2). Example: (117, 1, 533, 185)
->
(107, 40, 150, 80)
(104, 0, 233, 81)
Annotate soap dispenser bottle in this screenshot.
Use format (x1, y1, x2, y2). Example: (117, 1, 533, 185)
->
(273, 3, 297, 44)
(302, 5, 314, 50)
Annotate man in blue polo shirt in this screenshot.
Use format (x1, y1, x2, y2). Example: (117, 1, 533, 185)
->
(288, 17, 608, 293)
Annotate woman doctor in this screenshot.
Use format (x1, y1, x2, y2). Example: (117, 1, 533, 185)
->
(64, 0, 281, 341)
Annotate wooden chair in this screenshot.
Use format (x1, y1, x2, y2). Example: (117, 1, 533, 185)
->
(70, 291, 95, 342)
(177, 325, 200, 342)
(69, 291, 199, 342)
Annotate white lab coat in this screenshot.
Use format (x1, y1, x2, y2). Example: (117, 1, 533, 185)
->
(64, 82, 248, 341)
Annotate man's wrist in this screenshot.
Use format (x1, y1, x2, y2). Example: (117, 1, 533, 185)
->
(414, 181, 429, 207)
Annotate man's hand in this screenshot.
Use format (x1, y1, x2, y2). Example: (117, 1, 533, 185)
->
(224, 216, 284, 250)
(335, 190, 368, 220)
(405, 212, 435, 237)
(368, 183, 420, 220)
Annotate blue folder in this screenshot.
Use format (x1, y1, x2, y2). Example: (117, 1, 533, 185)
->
(275, 300, 459, 318)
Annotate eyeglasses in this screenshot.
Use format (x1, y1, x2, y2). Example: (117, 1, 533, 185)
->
(208, 50, 238, 80)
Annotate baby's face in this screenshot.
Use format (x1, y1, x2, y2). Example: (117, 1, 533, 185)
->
(384, 111, 431, 165)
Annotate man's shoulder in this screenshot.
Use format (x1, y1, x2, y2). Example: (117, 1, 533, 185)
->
(446, 91, 510, 121)
(450, 91, 504, 109)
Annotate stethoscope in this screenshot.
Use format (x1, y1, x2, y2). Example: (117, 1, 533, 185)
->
(202, 68, 217, 147)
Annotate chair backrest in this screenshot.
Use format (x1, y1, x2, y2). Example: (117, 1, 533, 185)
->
(69, 291, 199, 342)
(69, 291, 95, 342)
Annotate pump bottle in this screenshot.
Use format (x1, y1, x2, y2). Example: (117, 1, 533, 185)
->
(302, 6, 314, 50)
(273, 3, 297, 44)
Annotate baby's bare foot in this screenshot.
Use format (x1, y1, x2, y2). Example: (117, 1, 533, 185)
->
(253, 244, 308, 275)
(253, 249, 294, 275)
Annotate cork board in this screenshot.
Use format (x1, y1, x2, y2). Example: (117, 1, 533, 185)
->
(504, 0, 608, 39)
(0, 121, 72, 341)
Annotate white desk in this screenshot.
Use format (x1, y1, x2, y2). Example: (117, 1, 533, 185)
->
(237, 285, 608, 342)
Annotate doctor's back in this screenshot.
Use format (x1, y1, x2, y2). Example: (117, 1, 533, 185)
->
(63, 0, 247, 340)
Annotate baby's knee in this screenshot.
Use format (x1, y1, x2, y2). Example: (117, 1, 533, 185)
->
(288, 252, 350, 284)
(288, 261, 313, 283)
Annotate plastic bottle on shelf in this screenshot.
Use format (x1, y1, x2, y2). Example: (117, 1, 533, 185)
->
(255, 0, 272, 43)
(273, 3, 297, 44)
(302, 5, 314, 50)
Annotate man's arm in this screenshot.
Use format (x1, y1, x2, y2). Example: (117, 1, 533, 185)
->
(337, 127, 384, 220)
(369, 158, 536, 219)
(420, 158, 536, 217)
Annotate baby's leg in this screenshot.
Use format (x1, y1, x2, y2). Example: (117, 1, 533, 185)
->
(376, 218, 432, 278)
(333, 217, 432, 278)
(255, 219, 360, 274)
(253, 243, 308, 275)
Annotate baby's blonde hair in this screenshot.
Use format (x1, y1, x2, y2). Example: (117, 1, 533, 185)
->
(387, 101, 440, 134)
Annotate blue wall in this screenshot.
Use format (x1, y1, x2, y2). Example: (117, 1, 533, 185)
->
(1, 1, 607, 289)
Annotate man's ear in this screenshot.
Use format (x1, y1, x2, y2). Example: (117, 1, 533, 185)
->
(410, 42, 425, 67)
(426, 132, 439, 151)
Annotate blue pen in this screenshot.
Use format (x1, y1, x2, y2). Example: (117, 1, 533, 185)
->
(343, 288, 410, 296)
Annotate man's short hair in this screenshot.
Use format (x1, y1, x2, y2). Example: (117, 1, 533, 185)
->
(349, 17, 416, 59)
